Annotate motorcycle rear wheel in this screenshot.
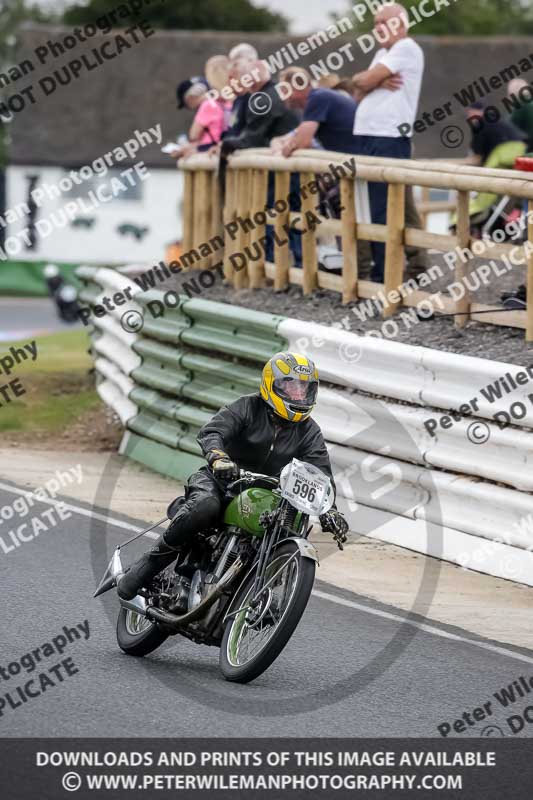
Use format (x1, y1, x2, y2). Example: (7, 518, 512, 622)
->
(116, 607, 168, 656)
(219, 541, 315, 683)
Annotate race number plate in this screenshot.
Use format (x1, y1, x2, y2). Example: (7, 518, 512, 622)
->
(279, 459, 332, 516)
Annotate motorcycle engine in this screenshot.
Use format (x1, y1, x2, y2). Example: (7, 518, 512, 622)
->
(188, 570, 205, 611)
(167, 575, 191, 614)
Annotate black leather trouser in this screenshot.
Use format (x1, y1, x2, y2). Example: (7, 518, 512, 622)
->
(164, 469, 224, 549)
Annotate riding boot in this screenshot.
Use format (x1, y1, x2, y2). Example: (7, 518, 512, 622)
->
(117, 535, 178, 600)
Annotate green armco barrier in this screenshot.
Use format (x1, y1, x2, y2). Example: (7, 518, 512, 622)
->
(132, 339, 183, 369)
(181, 379, 250, 409)
(182, 297, 284, 335)
(0, 260, 82, 296)
(141, 318, 187, 344)
(130, 387, 182, 421)
(129, 411, 187, 450)
(77, 264, 292, 482)
(122, 432, 204, 481)
(131, 363, 190, 396)
(180, 352, 257, 386)
(130, 387, 211, 428)
(180, 325, 281, 362)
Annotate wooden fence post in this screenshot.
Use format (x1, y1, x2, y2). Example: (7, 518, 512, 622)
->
(528, 199, 533, 342)
(210, 170, 223, 271)
(301, 172, 318, 295)
(341, 177, 358, 304)
(454, 190, 471, 329)
(195, 170, 211, 269)
(223, 169, 236, 286)
(274, 171, 291, 291)
(182, 171, 194, 254)
(383, 182, 405, 318)
(249, 169, 268, 289)
(234, 170, 251, 290)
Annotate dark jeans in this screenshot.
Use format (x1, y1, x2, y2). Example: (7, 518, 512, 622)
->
(265, 172, 303, 268)
(353, 135, 412, 282)
(165, 469, 224, 549)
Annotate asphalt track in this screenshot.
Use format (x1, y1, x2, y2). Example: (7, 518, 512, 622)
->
(0, 298, 79, 342)
(1, 480, 533, 739)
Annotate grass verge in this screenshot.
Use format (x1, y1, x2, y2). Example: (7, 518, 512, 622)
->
(0, 329, 99, 434)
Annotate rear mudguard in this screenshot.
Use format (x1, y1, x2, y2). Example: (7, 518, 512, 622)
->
(223, 537, 318, 621)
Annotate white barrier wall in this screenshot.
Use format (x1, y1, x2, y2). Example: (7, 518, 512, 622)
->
(80, 269, 533, 588)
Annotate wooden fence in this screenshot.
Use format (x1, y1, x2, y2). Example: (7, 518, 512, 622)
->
(178, 148, 533, 340)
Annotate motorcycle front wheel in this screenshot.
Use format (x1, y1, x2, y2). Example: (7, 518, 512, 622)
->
(219, 541, 315, 683)
(116, 607, 168, 656)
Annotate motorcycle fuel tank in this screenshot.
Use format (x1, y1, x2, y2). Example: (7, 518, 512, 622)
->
(223, 488, 279, 537)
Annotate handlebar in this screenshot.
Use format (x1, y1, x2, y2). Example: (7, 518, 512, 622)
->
(225, 470, 279, 494)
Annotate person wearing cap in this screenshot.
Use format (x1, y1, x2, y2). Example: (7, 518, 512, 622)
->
(174, 58, 231, 158)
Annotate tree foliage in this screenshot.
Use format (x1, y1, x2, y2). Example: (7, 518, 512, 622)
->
(347, 0, 533, 36)
(63, 0, 288, 32)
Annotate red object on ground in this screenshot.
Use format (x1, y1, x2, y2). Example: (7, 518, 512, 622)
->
(515, 156, 533, 172)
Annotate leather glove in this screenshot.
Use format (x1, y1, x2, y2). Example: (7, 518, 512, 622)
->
(207, 450, 239, 481)
(320, 509, 349, 548)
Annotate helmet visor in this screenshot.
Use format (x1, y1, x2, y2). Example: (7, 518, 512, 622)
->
(274, 378, 318, 408)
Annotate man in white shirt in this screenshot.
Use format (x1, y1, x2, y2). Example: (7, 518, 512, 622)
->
(352, 3, 426, 282)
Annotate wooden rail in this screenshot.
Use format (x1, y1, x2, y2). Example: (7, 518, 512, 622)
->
(178, 149, 533, 340)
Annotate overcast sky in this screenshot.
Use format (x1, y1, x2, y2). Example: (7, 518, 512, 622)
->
(257, 0, 349, 34)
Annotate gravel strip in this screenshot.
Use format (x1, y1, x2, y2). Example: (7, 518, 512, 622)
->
(175, 253, 533, 367)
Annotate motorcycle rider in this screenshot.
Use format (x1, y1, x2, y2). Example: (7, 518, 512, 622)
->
(118, 352, 349, 601)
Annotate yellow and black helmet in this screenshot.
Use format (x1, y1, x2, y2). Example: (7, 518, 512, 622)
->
(260, 352, 319, 423)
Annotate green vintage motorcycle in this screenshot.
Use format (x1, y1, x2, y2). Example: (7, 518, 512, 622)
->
(95, 458, 337, 683)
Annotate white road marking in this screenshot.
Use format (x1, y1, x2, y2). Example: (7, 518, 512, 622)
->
(1, 481, 531, 665)
(313, 588, 533, 666)
(0, 480, 159, 537)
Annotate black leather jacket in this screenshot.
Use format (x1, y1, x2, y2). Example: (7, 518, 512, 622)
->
(197, 393, 335, 490)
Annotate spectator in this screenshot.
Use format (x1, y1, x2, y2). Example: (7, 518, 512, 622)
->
(464, 102, 526, 167)
(274, 67, 373, 276)
(316, 75, 341, 91)
(224, 43, 259, 140)
(507, 80, 533, 151)
(175, 65, 230, 157)
(276, 67, 358, 156)
(461, 102, 526, 223)
(335, 78, 357, 99)
(351, 2, 427, 283)
(221, 61, 299, 154)
(222, 60, 302, 268)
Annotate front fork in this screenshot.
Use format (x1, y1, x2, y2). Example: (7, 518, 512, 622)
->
(250, 508, 310, 608)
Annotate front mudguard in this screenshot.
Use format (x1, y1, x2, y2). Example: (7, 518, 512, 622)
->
(223, 537, 318, 621)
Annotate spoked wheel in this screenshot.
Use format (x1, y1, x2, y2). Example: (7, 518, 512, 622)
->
(219, 541, 315, 683)
(116, 607, 168, 656)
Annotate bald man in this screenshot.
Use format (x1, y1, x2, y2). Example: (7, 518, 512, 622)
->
(352, 3, 426, 283)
